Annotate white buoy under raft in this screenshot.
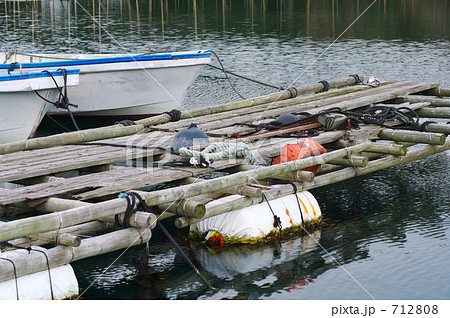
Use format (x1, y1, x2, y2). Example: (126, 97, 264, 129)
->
(0, 247, 79, 300)
(190, 191, 322, 245)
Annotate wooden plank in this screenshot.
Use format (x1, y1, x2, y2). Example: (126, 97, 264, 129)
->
(0, 167, 146, 205)
(73, 160, 245, 201)
(0, 132, 174, 183)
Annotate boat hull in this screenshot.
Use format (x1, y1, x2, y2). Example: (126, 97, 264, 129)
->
(0, 70, 79, 144)
(1, 51, 211, 118)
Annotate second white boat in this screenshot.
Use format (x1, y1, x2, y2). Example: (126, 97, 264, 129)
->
(0, 50, 212, 121)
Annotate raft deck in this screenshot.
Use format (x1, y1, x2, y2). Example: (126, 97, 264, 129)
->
(0, 76, 449, 289)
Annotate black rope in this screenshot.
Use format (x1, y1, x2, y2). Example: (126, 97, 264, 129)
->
(114, 119, 137, 126)
(0, 257, 19, 299)
(341, 106, 421, 130)
(45, 114, 73, 132)
(34, 68, 80, 131)
(349, 74, 364, 84)
(163, 109, 182, 122)
(288, 183, 305, 227)
(206, 50, 245, 99)
(207, 63, 284, 91)
(262, 193, 283, 237)
(118, 192, 217, 291)
(287, 87, 298, 98)
(317, 80, 330, 93)
(1, 243, 54, 300)
(233, 107, 342, 131)
(419, 121, 437, 132)
(7, 62, 19, 75)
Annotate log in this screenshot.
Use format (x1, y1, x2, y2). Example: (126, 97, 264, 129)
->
(364, 142, 407, 156)
(0, 124, 145, 155)
(379, 129, 445, 145)
(157, 200, 206, 218)
(0, 227, 152, 283)
(421, 122, 450, 135)
(8, 220, 112, 248)
(0, 198, 127, 242)
(36, 198, 158, 229)
(415, 107, 450, 119)
(219, 184, 262, 197)
(328, 155, 369, 168)
(420, 87, 450, 97)
(271, 170, 315, 182)
(399, 95, 450, 106)
(34, 233, 81, 247)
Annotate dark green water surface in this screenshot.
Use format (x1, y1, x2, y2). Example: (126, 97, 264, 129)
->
(1, 0, 449, 300)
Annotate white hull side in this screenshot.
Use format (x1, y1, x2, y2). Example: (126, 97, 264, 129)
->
(0, 90, 54, 144)
(48, 63, 205, 116)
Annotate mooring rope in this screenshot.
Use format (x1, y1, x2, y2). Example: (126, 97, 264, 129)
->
(116, 192, 218, 291)
(288, 183, 305, 227)
(179, 141, 258, 165)
(262, 193, 283, 238)
(34, 68, 80, 131)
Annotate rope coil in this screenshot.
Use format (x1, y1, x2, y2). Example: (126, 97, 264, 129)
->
(179, 141, 258, 165)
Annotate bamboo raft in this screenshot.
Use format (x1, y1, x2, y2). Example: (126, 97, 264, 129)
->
(0, 75, 449, 297)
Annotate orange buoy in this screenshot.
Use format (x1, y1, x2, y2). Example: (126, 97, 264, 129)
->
(272, 137, 327, 175)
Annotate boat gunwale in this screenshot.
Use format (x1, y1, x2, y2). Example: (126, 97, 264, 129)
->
(0, 51, 212, 70)
(0, 69, 80, 81)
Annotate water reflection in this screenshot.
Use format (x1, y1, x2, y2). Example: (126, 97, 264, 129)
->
(1, 1, 448, 53)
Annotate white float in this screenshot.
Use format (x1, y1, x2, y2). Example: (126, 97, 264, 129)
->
(0, 247, 79, 300)
(190, 191, 322, 244)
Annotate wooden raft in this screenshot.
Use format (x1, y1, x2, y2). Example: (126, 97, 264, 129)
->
(0, 76, 449, 283)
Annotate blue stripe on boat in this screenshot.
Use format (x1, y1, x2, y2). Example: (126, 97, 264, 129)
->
(0, 52, 212, 70)
(0, 69, 80, 81)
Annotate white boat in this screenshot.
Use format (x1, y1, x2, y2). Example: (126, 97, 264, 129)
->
(0, 69, 80, 144)
(0, 50, 212, 121)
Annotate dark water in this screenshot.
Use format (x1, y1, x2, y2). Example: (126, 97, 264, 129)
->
(1, 0, 449, 300)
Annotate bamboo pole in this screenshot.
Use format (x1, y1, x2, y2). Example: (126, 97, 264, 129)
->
(32, 233, 81, 247)
(8, 220, 113, 248)
(0, 125, 144, 155)
(364, 142, 407, 156)
(398, 95, 450, 106)
(157, 200, 206, 218)
(379, 129, 445, 145)
(420, 87, 450, 97)
(328, 155, 369, 167)
(0, 199, 127, 242)
(0, 227, 152, 283)
(36, 198, 158, 229)
(421, 122, 450, 135)
(415, 107, 450, 119)
(266, 170, 315, 183)
(0, 221, 79, 247)
(219, 184, 263, 197)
